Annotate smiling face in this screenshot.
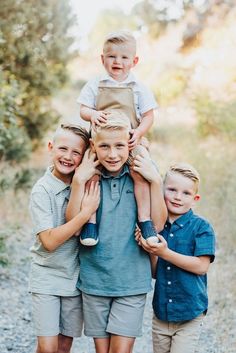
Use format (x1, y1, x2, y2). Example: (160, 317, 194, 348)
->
(164, 171, 200, 222)
(91, 128, 129, 176)
(48, 130, 87, 183)
(101, 42, 138, 82)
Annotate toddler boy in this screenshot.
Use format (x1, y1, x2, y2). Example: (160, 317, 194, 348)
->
(77, 30, 158, 246)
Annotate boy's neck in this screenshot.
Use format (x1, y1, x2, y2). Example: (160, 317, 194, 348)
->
(168, 209, 191, 224)
(108, 72, 130, 83)
(51, 167, 72, 185)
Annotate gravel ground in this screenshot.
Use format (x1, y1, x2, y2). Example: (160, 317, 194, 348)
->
(0, 226, 235, 353)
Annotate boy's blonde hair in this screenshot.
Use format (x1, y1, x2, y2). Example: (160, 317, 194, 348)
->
(91, 110, 131, 140)
(54, 123, 90, 148)
(103, 30, 136, 54)
(166, 163, 200, 191)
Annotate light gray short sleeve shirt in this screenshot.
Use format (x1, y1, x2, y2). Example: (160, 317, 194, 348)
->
(29, 167, 80, 296)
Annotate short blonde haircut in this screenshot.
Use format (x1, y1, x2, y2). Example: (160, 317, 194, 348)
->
(165, 163, 200, 191)
(54, 123, 90, 148)
(91, 110, 131, 140)
(103, 30, 136, 54)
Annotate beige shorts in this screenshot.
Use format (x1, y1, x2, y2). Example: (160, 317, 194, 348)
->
(152, 313, 205, 353)
(31, 293, 83, 337)
(82, 293, 147, 338)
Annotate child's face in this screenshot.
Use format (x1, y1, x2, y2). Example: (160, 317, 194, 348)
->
(164, 172, 200, 222)
(91, 128, 129, 176)
(101, 42, 138, 82)
(48, 130, 87, 183)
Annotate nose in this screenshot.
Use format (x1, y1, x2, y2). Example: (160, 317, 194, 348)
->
(64, 150, 72, 160)
(114, 56, 121, 64)
(108, 147, 117, 159)
(174, 192, 181, 200)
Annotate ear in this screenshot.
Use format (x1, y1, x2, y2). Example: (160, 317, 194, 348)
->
(194, 194, 200, 202)
(90, 138, 96, 152)
(48, 141, 53, 151)
(101, 54, 104, 65)
(133, 56, 139, 67)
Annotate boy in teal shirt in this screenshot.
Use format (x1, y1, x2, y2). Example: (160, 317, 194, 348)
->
(67, 111, 167, 353)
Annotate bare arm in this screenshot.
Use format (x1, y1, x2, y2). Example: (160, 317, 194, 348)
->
(137, 110, 154, 136)
(149, 254, 158, 279)
(129, 110, 154, 149)
(39, 182, 100, 252)
(140, 235, 211, 275)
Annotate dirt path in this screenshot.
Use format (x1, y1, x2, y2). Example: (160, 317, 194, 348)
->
(0, 214, 235, 353)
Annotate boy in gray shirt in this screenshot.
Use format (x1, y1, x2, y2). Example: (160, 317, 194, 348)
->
(29, 124, 100, 353)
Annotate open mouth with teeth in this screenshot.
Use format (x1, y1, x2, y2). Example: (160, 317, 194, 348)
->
(60, 161, 73, 167)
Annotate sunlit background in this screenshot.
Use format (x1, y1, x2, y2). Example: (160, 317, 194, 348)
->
(0, 1, 236, 352)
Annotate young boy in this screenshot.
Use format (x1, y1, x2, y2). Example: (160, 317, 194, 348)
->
(137, 163, 216, 353)
(29, 124, 100, 353)
(77, 30, 158, 246)
(66, 111, 167, 353)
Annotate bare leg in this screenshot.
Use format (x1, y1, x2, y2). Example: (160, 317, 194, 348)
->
(130, 168, 158, 245)
(80, 174, 100, 246)
(94, 337, 110, 353)
(58, 334, 73, 353)
(109, 335, 135, 353)
(36, 336, 58, 353)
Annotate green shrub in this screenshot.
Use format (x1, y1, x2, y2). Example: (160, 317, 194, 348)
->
(194, 94, 236, 140)
(152, 69, 188, 106)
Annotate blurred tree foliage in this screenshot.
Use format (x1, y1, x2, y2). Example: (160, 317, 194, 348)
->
(0, 0, 76, 163)
(131, 0, 233, 39)
(88, 9, 139, 52)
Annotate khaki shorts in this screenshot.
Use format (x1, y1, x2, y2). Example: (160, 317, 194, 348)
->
(82, 293, 147, 338)
(31, 293, 83, 337)
(152, 313, 205, 353)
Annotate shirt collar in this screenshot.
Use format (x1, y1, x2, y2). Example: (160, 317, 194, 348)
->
(169, 209, 194, 229)
(101, 164, 130, 179)
(45, 167, 71, 195)
(100, 72, 136, 84)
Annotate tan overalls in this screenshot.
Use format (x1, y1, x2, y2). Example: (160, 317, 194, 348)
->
(96, 83, 139, 129)
(96, 83, 148, 163)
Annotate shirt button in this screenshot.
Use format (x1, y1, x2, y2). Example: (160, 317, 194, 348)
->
(168, 281, 171, 285)
(169, 299, 172, 303)
(167, 266, 171, 270)
(113, 184, 116, 187)
(170, 233, 174, 237)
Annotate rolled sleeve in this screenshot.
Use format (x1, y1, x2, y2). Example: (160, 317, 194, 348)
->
(194, 220, 216, 262)
(30, 190, 54, 236)
(137, 83, 158, 116)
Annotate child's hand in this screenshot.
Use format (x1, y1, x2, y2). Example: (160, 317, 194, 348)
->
(72, 149, 100, 185)
(139, 234, 168, 256)
(91, 110, 108, 128)
(132, 153, 160, 183)
(135, 225, 142, 245)
(128, 129, 142, 149)
(81, 181, 100, 216)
